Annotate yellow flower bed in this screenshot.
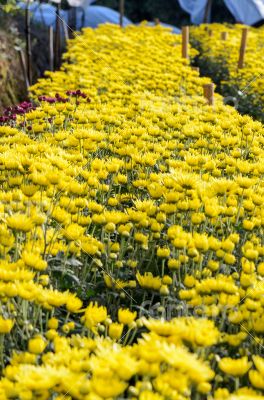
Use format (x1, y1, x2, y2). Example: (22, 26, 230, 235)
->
(0, 24, 263, 399)
(191, 23, 264, 121)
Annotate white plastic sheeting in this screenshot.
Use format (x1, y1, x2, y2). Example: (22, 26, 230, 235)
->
(67, 0, 95, 6)
(178, 0, 264, 25)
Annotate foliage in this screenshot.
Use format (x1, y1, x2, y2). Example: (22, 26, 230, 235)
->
(0, 0, 17, 13)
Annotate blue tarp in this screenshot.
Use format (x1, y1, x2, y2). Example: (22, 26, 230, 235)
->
(79, 5, 132, 28)
(18, 2, 59, 26)
(17, 2, 180, 33)
(17, 3, 132, 28)
(178, 0, 208, 24)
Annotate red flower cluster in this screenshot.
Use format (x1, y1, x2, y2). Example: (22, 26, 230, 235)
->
(0, 101, 35, 124)
(66, 89, 88, 98)
(38, 93, 69, 103)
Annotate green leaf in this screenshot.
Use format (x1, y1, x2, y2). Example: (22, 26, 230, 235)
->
(86, 289, 96, 298)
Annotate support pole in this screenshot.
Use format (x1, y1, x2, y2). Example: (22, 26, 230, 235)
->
(69, 7, 77, 37)
(54, 3, 61, 70)
(181, 26, 189, 59)
(119, 0, 124, 27)
(203, 0, 212, 23)
(49, 26, 54, 71)
(62, 19, 69, 42)
(25, 0, 32, 85)
(238, 28, 248, 69)
(203, 83, 214, 106)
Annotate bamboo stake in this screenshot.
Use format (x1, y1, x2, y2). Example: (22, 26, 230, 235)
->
(17, 48, 29, 89)
(238, 28, 248, 69)
(49, 26, 54, 71)
(25, 1, 32, 85)
(182, 26, 189, 59)
(203, 83, 214, 105)
(119, 0, 124, 27)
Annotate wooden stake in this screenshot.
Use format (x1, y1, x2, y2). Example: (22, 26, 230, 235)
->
(49, 26, 54, 71)
(119, 0, 124, 27)
(203, 83, 214, 105)
(17, 48, 29, 89)
(238, 28, 248, 69)
(154, 18, 160, 25)
(208, 29, 213, 37)
(182, 26, 189, 59)
(54, 4, 61, 70)
(221, 32, 228, 40)
(25, 1, 32, 85)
